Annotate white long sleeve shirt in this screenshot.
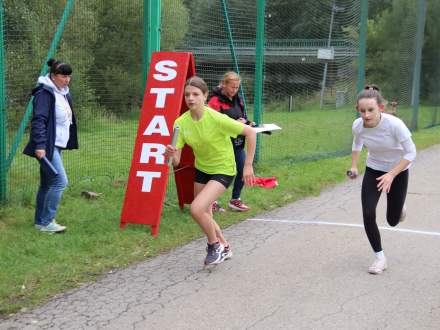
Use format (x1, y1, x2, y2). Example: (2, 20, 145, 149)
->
(38, 75, 72, 148)
(352, 113, 416, 172)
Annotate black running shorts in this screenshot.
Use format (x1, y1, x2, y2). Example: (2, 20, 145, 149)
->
(194, 168, 234, 189)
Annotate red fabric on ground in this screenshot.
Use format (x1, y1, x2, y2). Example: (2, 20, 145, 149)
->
(252, 176, 278, 189)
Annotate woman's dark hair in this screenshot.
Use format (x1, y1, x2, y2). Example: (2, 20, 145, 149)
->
(357, 88, 384, 105)
(184, 76, 208, 95)
(364, 84, 380, 92)
(47, 58, 72, 75)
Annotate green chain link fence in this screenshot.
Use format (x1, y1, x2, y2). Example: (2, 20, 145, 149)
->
(0, 0, 438, 204)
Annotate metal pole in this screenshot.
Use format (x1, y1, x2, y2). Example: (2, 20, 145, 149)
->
(221, 0, 248, 114)
(356, 0, 368, 93)
(142, 0, 149, 95)
(319, 4, 336, 109)
(410, 0, 426, 131)
(0, 0, 6, 202)
(253, 0, 265, 161)
(143, 0, 161, 94)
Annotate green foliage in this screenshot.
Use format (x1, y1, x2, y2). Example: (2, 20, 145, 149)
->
(3, 0, 190, 122)
(367, 0, 393, 20)
(266, 0, 336, 39)
(4, 1, 60, 126)
(90, 0, 142, 113)
(421, 0, 440, 104)
(181, 0, 225, 40)
(366, 0, 440, 106)
(365, 0, 418, 104)
(161, 0, 189, 51)
(182, 0, 352, 41)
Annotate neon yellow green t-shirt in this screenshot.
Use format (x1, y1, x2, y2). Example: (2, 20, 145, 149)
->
(174, 106, 244, 175)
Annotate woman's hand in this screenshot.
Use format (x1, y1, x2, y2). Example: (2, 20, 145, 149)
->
(242, 163, 255, 186)
(35, 149, 45, 159)
(376, 172, 395, 193)
(237, 118, 247, 124)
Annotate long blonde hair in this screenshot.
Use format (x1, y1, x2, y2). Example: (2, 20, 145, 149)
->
(220, 71, 241, 86)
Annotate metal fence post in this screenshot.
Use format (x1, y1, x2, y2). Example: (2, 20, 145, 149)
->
(143, 0, 161, 94)
(0, 0, 6, 202)
(319, 3, 338, 109)
(410, 0, 426, 131)
(253, 0, 265, 161)
(356, 0, 368, 94)
(221, 0, 248, 114)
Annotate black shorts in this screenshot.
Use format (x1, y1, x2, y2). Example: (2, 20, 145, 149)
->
(194, 168, 234, 189)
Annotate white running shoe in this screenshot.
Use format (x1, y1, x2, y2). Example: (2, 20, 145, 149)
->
(222, 245, 233, 260)
(39, 221, 66, 233)
(368, 257, 387, 274)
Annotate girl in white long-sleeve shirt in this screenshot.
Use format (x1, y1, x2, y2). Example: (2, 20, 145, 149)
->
(349, 88, 416, 275)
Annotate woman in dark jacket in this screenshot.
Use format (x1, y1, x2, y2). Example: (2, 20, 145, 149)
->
(23, 58, 78, 232)
(208, 71, 254, 212)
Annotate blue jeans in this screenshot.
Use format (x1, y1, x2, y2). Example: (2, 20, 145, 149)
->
(35, 147, 68, 226)
(232, 145, 246, 200)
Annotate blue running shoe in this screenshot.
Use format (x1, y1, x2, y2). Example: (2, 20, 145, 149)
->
(204, 242, 224, 265)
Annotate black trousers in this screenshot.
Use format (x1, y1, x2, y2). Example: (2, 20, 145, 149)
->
(361, 167, 408, 252)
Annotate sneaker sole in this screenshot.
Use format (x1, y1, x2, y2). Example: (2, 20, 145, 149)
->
(228, 205, 250, 212)
(368, 266, 387, 274)
(39, 228, 67, 233)
(204, 258, 225, 266)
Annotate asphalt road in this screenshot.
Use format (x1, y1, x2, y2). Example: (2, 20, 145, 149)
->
(2, 144, 439, 330)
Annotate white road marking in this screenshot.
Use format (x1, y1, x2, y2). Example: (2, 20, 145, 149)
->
(247, 218, 440, 237)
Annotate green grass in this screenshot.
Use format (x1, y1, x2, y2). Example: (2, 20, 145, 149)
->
(1, 106, 440, 316)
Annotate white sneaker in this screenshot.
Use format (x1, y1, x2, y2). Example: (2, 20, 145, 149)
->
(221, 245, 233, 260)
(368, 257, 387, 274)
(399, 204, 407, 223)
(39, 221, 66, 233)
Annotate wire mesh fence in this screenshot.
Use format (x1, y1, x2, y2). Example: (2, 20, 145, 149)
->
(3, 0, 143, 203)
(0, 0, 439, 204)
(175, 0, 360, 165)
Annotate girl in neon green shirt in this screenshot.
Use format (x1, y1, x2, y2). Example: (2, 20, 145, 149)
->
(166, 76, 256, 265)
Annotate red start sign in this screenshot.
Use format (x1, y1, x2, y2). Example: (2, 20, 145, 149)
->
(120, 52, 195, 236)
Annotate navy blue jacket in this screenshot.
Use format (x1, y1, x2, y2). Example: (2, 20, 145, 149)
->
(23, 84, 78, 160)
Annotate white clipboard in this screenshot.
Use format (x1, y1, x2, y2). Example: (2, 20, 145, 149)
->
(253, 123, 282, 133)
